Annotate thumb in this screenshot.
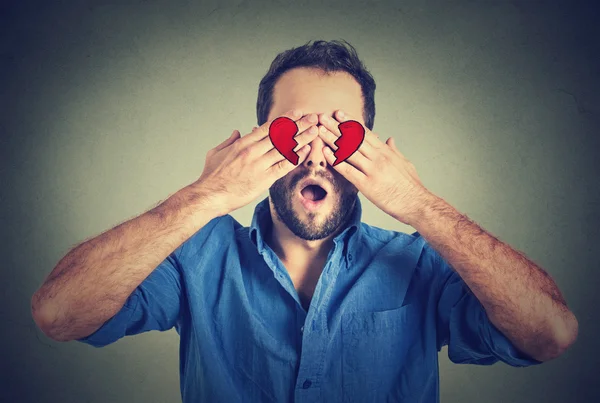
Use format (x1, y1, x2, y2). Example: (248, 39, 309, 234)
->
(215, 130, 240, 152)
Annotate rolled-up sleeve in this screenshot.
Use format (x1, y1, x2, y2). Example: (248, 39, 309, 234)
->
(76, 246, 185, 348)
(434, 249, 543, 367)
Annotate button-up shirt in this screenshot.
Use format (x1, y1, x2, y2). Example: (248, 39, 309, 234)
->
(77, 196, 542, 402)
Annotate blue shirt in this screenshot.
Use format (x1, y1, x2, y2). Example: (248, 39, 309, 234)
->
(77, 196, 542, 402)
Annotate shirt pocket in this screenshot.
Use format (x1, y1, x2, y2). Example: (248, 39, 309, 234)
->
(340, 304, 429, 402)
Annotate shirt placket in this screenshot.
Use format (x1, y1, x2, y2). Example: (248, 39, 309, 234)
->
(294, 243, 345, 403)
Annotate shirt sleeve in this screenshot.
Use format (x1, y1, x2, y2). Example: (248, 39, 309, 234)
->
(75, 244, 186, 348)
(433, 246, 543, 367)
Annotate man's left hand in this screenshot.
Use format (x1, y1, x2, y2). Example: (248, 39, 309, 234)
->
(318, 110, 432, 226)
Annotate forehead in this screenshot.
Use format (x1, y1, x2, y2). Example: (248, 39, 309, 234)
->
(268, 67, 365, 124)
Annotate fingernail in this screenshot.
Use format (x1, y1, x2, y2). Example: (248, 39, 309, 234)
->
(292, 109, 301, 119)
(338, 110, 345, 119)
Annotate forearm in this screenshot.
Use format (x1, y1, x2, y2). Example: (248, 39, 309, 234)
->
(31, 182, 220, 341)
(406, 191, 578, 362)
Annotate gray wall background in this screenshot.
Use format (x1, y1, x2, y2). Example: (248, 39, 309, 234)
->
(2, 0, 598, 402)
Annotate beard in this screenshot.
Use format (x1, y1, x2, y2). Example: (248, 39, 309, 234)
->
(269, 171, 358, 241)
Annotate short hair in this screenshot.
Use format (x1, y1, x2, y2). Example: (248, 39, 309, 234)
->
(256, 39, 376, 130)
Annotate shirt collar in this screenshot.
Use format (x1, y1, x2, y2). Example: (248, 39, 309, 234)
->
(249, 196, 363, 270)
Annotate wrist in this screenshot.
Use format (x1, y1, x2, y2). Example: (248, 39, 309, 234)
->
(190, 181, 230, 215)
(400, 188, 440, 228)
(166, 183, 226, 228)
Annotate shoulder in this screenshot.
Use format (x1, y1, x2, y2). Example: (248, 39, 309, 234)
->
(179, 214, 242, 258)
(359, 222, 426, 252)
(359, 223, 448, 280)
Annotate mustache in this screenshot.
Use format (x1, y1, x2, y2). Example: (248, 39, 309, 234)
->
(291, 170, 336, 190)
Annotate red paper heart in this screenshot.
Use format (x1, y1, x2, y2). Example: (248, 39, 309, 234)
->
(269, 117, 299, 165)
(333, 120, 365, 166)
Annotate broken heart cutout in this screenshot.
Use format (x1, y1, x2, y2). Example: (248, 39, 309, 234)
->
(331, 120, 365, 167)
(269, 117, 365, 167)
(269, 117, 299, 165)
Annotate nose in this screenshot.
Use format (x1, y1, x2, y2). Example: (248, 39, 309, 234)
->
(302, 133, 328, 168)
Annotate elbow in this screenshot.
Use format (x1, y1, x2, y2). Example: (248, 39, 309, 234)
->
(554, 310, 579, 354)
(31, 292, 52, 337)
(535, 310, 579, 362)
(31, 292, 65, 342)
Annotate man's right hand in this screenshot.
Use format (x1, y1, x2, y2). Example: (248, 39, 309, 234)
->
(194, 109, 319, 216)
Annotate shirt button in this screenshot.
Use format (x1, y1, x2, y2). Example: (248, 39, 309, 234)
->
(300, 326, 304, 333)
(348, 254, 353, 261)
(302, 379, 312, 389)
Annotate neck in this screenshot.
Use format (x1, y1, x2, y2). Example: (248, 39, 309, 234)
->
(264, 197, 357, 274)
(266, 215, 336, 270)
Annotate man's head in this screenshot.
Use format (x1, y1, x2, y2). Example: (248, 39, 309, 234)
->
(256, 40, 376, 241)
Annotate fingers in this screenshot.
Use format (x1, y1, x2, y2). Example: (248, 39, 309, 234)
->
(322, 145, 366, 186)
(317, 112, 379, 161)
(253, 113, 318, 160)
(318, 126, 372, 172)
(240, 108, 304, 145)
(294, 113, 319, 138)
(267, 144, 312, 178)
(327, 110, 382, 152)
(262, 124, 319, 167)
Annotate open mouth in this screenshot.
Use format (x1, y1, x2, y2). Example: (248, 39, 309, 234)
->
(300, 184, 328, 202)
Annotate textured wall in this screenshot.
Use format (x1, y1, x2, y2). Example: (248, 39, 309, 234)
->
(2, 0, 598, 402)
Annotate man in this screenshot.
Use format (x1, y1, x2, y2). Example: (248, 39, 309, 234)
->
(31, 40, 578, 402)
